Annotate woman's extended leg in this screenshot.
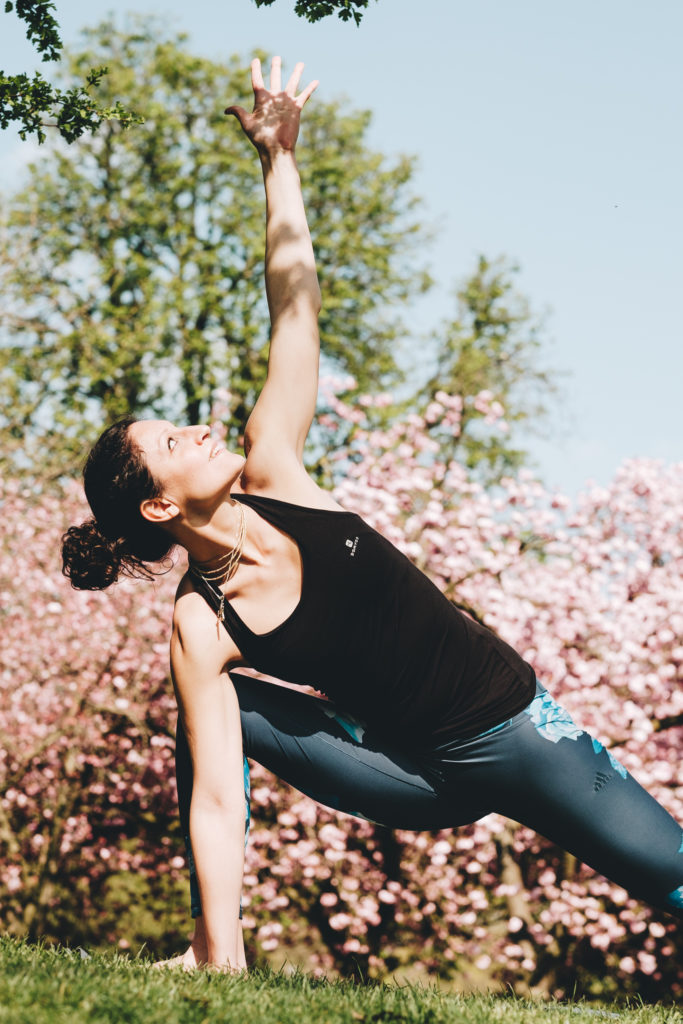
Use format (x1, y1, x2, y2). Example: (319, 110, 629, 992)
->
(431, 686, 683, 919)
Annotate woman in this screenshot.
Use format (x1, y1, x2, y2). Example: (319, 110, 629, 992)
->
(62, 57, 683, 973)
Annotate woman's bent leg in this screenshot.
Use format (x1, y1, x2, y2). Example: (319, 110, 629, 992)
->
(175, 672, 488, 917)
(233, 673, 487, 829)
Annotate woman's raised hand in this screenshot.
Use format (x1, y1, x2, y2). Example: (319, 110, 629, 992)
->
(225, 57, 318, 155)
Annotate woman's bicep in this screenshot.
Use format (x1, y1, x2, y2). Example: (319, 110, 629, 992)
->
(171, 618, 245, 810)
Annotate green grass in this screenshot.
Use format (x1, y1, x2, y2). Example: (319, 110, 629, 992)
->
(0, 936, 680, 1024)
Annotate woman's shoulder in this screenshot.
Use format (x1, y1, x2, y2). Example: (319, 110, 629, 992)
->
(171, 574, 241, 670)
(172, 574, 212, 637)
(239, 450, 344, 512)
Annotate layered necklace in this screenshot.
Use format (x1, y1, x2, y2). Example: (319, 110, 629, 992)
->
(188, 501, 246, 637)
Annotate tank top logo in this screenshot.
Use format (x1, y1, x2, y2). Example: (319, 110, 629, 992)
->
(345, 536, 359, 557)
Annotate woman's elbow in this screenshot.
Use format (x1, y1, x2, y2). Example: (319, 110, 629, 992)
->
(191, 787, 245, 820)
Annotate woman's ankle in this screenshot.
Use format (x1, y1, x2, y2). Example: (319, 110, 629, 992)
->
(190, 916, 209, 963)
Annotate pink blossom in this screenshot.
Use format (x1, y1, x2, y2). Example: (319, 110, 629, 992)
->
(328, 913, 352, 931)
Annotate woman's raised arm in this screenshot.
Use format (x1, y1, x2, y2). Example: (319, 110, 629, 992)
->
(226, 57, 321, 470)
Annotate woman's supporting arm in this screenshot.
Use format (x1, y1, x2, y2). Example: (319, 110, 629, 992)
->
(171, 588, 247, 969)
(226, 57, 321, 464)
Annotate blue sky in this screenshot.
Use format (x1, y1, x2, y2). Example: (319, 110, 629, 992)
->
(1, 0, 681, 495)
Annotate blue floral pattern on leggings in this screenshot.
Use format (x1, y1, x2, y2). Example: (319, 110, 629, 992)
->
(527, 691, 629, 780)
(668, 886, 683, 909)
(243, 755, 251, 845)
(524, 691, 583, 743)
(322, 704, 366, 743)
(590, 737, 628, 779)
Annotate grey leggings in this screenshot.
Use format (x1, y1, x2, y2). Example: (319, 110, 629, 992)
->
(175, 673, 683, 920)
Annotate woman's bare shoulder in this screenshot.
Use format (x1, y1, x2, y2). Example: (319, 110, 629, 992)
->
(173, 572, 210, 623)
(239, 447, 344, 511)
(171, 574, 242, 670)
(172, 577, 216, 648)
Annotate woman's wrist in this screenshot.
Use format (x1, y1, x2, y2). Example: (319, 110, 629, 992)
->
(259, 146, 298, 173)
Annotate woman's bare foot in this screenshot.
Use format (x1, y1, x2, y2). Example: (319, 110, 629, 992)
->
(153, 945, 201, 971)
(152, 917, 246, 971)
(153, 917, 208, 970)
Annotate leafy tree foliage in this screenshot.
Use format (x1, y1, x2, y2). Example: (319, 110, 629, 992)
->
(1, 2, 139, 143)
(317, 256, 562, 487)
(254, 0, 374, 24)
(1, 0, 375, 145)
(0, 22, 429, 476)
(6, 0, 61, 58)
(421, 256, 560, 480)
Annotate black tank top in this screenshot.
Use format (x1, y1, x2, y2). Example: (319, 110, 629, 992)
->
(194, 493, 536, 745)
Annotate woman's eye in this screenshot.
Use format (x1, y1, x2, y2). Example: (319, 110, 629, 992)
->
(167, 437, 177, 452)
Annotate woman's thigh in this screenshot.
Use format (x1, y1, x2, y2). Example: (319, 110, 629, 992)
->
(231, 672, 488, 830)
(438, 688, 683, 917)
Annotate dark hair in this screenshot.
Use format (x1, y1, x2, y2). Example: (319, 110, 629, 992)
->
(62, 417, 175, 590)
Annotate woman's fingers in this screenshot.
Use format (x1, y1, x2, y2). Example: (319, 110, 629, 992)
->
(250, 57, 265, 93)
(297, 78, 319, 107)
(239, 55, 316, 113)
(285, 61, 305, 97)
(269, 55, 282, 93)
(224, 104, 249, 129)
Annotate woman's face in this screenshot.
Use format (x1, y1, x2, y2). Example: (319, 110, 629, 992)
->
(129, 420, 245, 518)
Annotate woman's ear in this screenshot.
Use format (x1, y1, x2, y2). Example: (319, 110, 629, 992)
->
(140, 496, 180, 524)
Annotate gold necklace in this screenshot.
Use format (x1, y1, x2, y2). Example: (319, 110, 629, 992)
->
(189, 502, 246, 637)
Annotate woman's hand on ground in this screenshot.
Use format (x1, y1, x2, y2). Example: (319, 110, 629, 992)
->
(225, 56, 318, 155)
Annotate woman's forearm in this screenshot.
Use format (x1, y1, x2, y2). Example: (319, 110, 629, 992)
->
(190, 800, 245, 967)
(260, 149, 322, 326)
(225, 57, 320, 327)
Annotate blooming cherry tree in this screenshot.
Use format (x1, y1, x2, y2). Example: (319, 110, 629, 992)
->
(1, 388, 681, 998)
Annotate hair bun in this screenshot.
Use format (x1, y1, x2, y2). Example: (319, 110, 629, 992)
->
(62, 519, 122, 590)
